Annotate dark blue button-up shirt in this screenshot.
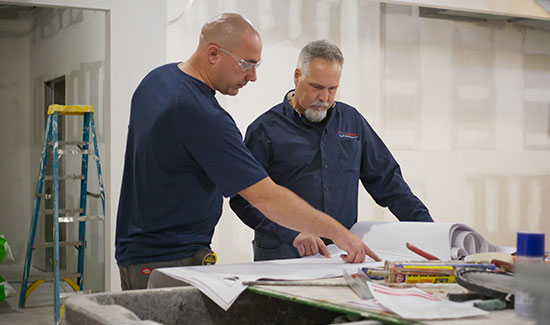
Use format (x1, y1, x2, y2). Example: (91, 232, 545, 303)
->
(230, 90, 432, 245)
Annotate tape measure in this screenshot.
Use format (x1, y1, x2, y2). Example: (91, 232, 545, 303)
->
(201, 251, 217, 265)
(193, 247, 217, 265)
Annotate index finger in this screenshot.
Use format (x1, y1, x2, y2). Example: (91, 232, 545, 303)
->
(364, 243, 381, 262)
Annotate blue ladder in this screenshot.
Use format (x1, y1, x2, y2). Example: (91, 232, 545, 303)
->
(19, 105, 106, 325)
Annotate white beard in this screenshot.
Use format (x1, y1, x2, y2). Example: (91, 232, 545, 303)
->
(304, 101, 330, 122)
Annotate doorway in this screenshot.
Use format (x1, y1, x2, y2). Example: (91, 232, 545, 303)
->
(33, 76, 68, 272)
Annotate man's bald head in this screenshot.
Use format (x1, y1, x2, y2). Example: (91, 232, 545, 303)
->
(181, 13, 261, 96)
(200, 13, 259, 51)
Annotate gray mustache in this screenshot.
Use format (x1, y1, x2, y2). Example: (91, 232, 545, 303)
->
(309, 101, 330, 109)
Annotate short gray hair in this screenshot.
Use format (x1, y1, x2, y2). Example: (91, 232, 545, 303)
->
(297, 40, 344, 76)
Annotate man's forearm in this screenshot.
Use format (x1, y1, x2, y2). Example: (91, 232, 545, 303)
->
(239, 178, 348, 241)
(229, 194, 299, 244)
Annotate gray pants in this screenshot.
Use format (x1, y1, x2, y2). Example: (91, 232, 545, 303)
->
(118, 256, 196, 290)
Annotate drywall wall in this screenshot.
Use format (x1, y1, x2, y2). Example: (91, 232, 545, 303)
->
(166, 0, 550, 264)
(0, 6, 32, 266)
(379, 4, 550, 245)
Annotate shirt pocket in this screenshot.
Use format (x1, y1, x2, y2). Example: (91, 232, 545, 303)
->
(271, 138, 316, 172)
(338, 138, 361, 173)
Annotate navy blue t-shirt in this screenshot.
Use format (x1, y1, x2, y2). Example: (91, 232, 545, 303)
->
(115, 63, 268, 266)
(230, 90, 432, 245)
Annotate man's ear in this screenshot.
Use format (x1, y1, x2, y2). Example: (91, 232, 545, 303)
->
(207, 44, 221, 65)
(294, 68, 301, 85)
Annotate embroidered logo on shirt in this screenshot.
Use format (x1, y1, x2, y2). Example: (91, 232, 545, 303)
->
(141, 268, 153, 275)
(338, 131, 358, 139)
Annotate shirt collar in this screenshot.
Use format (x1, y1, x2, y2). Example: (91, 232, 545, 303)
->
(284, 90, 300, 117)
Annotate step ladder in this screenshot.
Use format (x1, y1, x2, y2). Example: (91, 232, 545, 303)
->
(19, 104, 105, 324)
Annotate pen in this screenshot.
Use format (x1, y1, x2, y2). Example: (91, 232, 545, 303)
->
(406, 242, 440, 260)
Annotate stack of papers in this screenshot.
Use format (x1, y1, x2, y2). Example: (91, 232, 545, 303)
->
(149, 254, 369, 310)
(149, 257, 490, 320)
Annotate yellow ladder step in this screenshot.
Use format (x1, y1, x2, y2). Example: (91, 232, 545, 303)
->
(47, 104, 94, 115)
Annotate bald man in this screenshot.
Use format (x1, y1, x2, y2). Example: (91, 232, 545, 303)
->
(115, 13, 379, 290)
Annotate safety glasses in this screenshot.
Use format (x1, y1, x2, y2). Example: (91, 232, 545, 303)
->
(219, 47, 261, 71)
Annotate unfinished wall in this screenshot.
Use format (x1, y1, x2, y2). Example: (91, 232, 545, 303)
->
(167, 0, 550, 264)
(380, 3, 550, 251)
(0, 6, 32, 265)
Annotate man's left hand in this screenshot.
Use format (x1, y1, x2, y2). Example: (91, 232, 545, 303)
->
(292, 233, 330, 258)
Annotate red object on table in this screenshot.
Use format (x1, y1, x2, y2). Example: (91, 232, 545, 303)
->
(406, 242, 440, 260)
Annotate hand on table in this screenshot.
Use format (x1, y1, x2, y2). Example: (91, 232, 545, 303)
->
(292, 233, 330, 257)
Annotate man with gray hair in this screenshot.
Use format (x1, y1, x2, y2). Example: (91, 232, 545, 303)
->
(230, 40, 433, 261)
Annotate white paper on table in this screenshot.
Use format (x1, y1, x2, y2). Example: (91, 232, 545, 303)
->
(149, 266, 249, 310)
(148, 259, 380, 310)
(351, 221, 506, 260)
(147, 221, 507, 312)
(367, 282, 488, 320)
